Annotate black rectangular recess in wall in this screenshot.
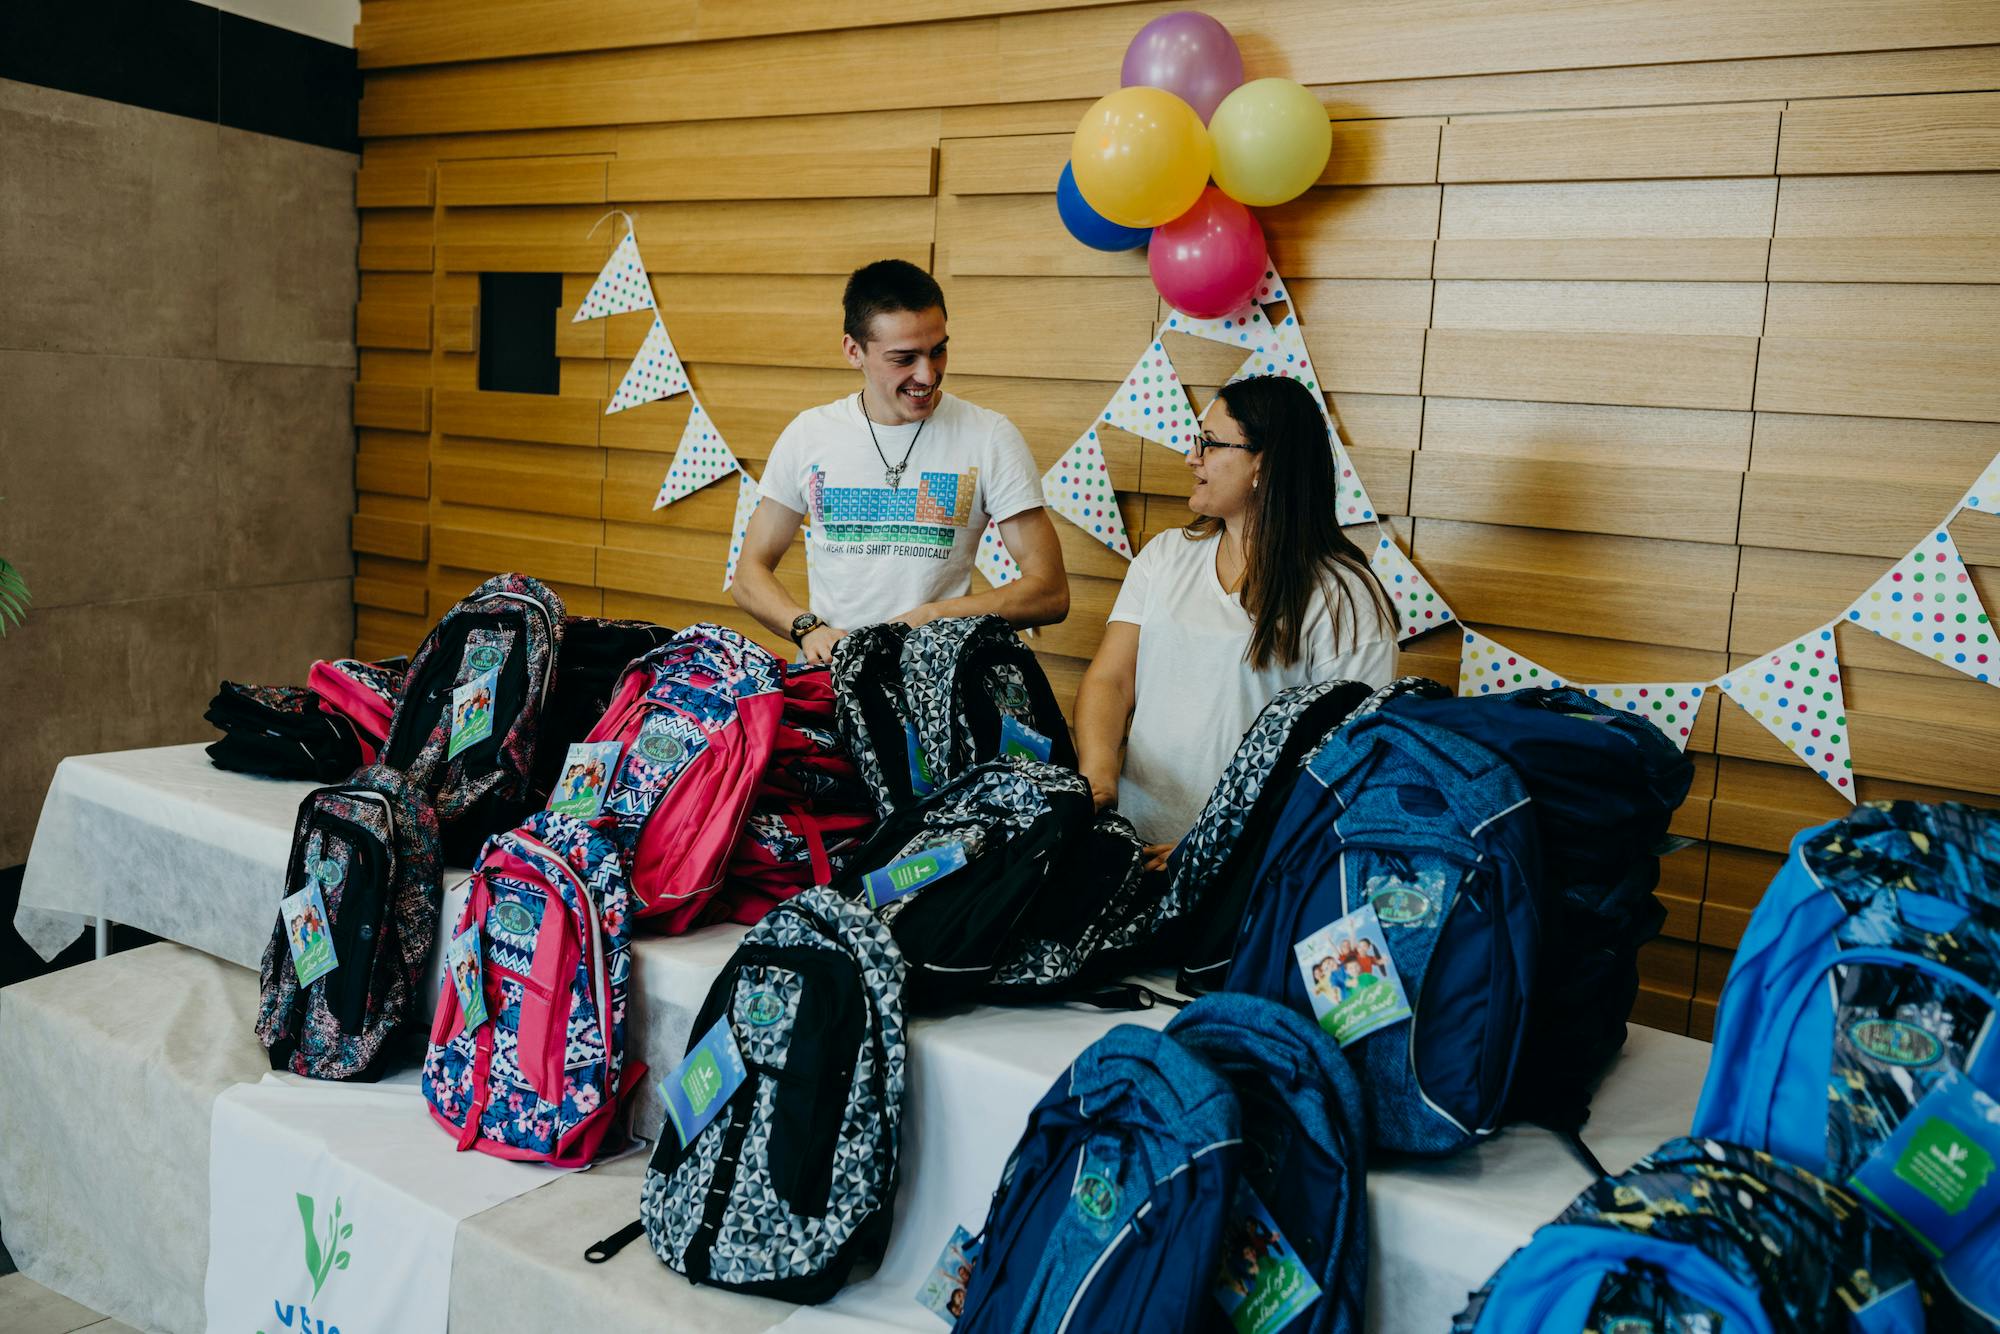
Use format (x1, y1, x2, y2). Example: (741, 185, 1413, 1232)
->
(478, 273, 564, 396)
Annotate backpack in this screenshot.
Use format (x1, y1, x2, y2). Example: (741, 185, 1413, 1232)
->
(1169, 679, 1375, 993)
(380, 573, 567, 862)
(1453, 1137, 1938, 1334)
(421, 812, 640, 1167)
(830, 758, 1094, 1007)
(206, 680, 368, 782)
(1166, 993, 1370, 1334)
(308, 656, 407, 765)
(829, 622, 918, 816)
(954, 1025, 1242, 1334)
(610, 887, 906, 1303)
(986, 810, 1167, 1002)
(582, 624, 786, 930)
(1387, 685, 1694, 1136)
(255, 765, 442, 1080)
(525, 615, 675, 803)
(1691, 801, 2000, 1325)
(1224, 709, 1542, 1156)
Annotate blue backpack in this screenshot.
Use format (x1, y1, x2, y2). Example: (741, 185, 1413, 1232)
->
(1166, 994, 1369, 1334)
(1454, 1137, 1937, 1334)
(1692, 800, 2000, 1326)
(955, 1025, 1241, 1334)
(1224, 709, 1542, 1156)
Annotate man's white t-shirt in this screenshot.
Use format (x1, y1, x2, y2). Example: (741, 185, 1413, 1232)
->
(760, 392, 1044, 630)
(1108, 528, 1398, 845)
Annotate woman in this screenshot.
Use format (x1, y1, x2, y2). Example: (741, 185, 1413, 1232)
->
(1075, 375, 1396, 869)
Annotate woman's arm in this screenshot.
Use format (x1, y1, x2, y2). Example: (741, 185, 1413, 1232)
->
(1074, 621, 1141, 811)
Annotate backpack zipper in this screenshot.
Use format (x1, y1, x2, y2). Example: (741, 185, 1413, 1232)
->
(484, 589, 558, 708)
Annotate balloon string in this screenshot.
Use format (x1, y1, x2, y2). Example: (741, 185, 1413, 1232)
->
(587, 209, 634, 241)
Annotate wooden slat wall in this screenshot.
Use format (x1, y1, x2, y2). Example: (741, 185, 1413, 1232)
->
(353, 3, 2000, 1038)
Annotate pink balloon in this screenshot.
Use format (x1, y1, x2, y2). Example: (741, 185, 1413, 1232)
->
(1120, 10, 1243, 124)
(1149, 188, 1267, 320)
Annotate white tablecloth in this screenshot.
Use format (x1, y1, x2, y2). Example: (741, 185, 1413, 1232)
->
(11, 746, 1714, 1333)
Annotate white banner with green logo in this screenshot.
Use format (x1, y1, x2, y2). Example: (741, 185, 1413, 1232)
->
(203, 1074, 557, 1334)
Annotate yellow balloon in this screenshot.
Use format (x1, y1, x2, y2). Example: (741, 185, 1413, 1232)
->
(1209, 77, 1332, 207)
(1071, 87, 1212, 229)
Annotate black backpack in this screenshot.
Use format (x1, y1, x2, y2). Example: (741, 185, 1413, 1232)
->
(527, 614, 675, 805)
(831, 758, 1094, 1007)
(206, 681, 367, 782)
(987, 809, 1171, 1000)
(255, 765, 442, 1080)
(828, 622, 918, 816)
(380, 573, 566, 863)
(1386, 685, 1693, 1138)
(1169, 679, 1376, 993)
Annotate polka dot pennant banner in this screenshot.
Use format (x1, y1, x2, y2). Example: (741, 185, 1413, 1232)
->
(1333, 439, 1377, 525)
(1369, 531, 1453, 641)
(1162, 303, 1274, 357)
(1251, 266, 1289, 308)
(1958, 449, 2000, 517)
(1580, 681, 1709, 752)
(975, 518, 1022, 588)
(653, 396, 742, 509)
(573, 229, 656, 322)
(1716, 623, 1854, 802)
(1844, 527, 1994, 684)
(1228, 316, 1321, 398)
(607, 313, 691, 415)
(1100, 338, 1202, 454)
(1041, 428, 1134, 559)
(1458, 628, 1566, 697)
(722, 468, 760, 591)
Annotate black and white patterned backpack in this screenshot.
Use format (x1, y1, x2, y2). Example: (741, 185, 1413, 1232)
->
(589, 887, 906, 1304)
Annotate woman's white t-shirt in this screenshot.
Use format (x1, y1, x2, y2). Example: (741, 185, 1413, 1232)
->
(1107, 528, 1397, 845)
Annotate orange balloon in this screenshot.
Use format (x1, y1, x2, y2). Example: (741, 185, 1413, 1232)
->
(1071, 87, 1212, 229)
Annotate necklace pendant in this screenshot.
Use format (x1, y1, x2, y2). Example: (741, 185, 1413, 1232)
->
(885, 463, 906, 490)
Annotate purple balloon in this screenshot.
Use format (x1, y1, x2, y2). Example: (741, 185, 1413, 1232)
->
(1120, 11, 1244, 124)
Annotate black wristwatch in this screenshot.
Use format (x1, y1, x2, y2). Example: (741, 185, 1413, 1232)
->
(789, 612, 824, 644)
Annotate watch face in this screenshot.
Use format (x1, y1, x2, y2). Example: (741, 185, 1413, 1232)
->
(791, 614, 819, 640)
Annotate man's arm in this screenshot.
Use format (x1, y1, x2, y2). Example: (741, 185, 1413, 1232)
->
(891, 506, 1071, 629)
(729, 497, 844, 662)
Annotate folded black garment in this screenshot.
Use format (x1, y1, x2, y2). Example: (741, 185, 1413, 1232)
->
(204, 681, 364, 782)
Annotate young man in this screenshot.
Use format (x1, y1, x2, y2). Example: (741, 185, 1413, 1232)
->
(731, 260, 1069, 662)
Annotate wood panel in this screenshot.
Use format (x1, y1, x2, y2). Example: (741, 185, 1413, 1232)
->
(1439, 104, 1780, 183)
(1424, 329, 1759, 411)
(1770, 174, 2000, 283)
(1778, 91, 2000, 176)
(437, 157, 608, 206)
(610, 147, 936, 201)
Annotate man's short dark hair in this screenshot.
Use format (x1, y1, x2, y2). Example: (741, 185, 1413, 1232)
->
(843, 259, 946, 346)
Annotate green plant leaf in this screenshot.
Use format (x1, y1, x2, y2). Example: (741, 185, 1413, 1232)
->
(296, 1194, 323, 1277)
(340, 1224, 352, 1238)
(334, 1253, 349, 1270)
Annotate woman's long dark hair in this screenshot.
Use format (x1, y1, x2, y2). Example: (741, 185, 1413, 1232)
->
(1187, 375, 1393, 671)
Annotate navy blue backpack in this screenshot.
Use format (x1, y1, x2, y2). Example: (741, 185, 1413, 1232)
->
(1166, 994, 1369, 1334)
(1225, 709, 1542, 1156)
(1693, 800, 2000, 1327)
(1454, 1137, 1939, 1334)
(954, 1025, 1241, 1334)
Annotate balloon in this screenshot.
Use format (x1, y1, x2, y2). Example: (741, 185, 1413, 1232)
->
(1120, 10, 1243, 123)
(1055, 162, 1151, 252)
(1071, 87, 1212, 230)
(1148, 187, 1267, 320)
(1209, 77, 1333, 207)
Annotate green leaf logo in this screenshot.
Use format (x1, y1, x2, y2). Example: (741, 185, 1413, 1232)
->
(295, 1192, 353, 1298)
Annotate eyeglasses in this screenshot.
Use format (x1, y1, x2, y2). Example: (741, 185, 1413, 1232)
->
(1193, 434, 1260, 461)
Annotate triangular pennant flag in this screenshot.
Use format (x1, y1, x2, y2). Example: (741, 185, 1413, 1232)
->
(607, 313, 691, 415)
(1578, 682, 1710, 751)
(722, 468, 759, 591)
(573, 229, 655, 321)
(1716, 624, 1854, 802)
(1229, 315, 1324, 398)
(653, 398, 741, 509)
(1041, 427, 1134, 558)
(1369, 531, 1453, 641)
(1844, 527, 1995, 684)
(1251, 266, 1289, 308)
(1459, 628, 1566, 697)
(1333, 440, 1377, 525)
(1100, 337, 1202, 454)
(1959, 450, 2000, 517)
(1162, 303, 1276, 356)
(974, 518, 1021, 588)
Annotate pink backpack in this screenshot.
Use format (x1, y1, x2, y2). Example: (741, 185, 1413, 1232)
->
(583, 625, 785, 932)
(308, 657, 404, 765)
(423, 811, 640, 1167)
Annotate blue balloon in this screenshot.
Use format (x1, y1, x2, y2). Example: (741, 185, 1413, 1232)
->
(1056, 162, 1151, 252)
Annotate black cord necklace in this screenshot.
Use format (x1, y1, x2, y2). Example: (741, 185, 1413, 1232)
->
(860, 392, 928, 490)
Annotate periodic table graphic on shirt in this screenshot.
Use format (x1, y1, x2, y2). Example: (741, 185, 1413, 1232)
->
(1368, 531, 1452, 642)
(654, 396, 742, 508)
(808, 464, 978, 555)
(1041, 428, 1133, 558)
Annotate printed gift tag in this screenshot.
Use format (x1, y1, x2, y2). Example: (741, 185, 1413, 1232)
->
(447, 666, 499, 760)
(1210, 1182, 1321, 1334)
(548, 740, 623, 818)
(915, 1225, 982, 1325)
(1293, 902, 1412, 1046)
(445, 925, 488, 1036)
(863, 842, 969, 910)
(998, 714, 1053, 763)
(663, 1016, 748, 1148)
(280, 883, 338, 987)
(1851, 1069, 2000, 1257)
(1364, 869, 1443, 930)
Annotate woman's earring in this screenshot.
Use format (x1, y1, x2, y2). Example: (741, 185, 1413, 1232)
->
(1252, 474, 1260, 490)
